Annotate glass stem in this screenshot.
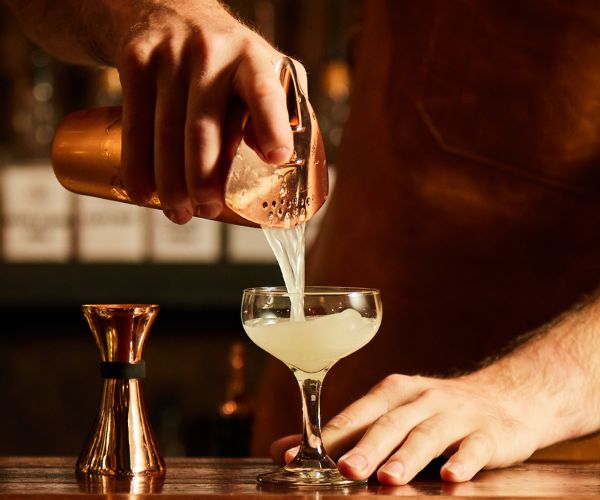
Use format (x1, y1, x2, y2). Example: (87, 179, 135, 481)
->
(296, 373, 325, 459)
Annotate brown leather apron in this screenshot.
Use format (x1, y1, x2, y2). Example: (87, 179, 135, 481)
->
(252, 0, 600, 458)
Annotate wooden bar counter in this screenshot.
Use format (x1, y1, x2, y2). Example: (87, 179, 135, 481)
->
(2, 457, 600, 498)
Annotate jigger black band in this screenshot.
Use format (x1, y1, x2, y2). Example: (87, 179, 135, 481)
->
(100, 361, 146, 379)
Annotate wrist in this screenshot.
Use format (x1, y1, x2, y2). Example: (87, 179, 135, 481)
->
(464, 327, 597, 451)
(461, 361, 553, 451)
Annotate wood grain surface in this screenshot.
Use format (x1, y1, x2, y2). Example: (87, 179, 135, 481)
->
(1, 457, 600, 498)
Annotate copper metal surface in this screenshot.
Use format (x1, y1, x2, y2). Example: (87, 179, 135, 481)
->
(224, 57, 328, 227)
(77, 304, 165, 477)
(51, 57, 327, 228)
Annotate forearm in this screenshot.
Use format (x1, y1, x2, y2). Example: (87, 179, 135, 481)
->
(472, 289, 600, 449)
(4, 0, 102, 64)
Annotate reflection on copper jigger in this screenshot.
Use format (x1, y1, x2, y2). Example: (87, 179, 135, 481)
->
(76, 304, 165, 477)
(77, 473, 164, 494)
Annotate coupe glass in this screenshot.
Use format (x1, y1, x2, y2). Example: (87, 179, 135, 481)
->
(242, 286, 382, 486)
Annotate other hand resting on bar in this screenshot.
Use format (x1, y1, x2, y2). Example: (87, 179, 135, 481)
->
(271, 291, 600, 484)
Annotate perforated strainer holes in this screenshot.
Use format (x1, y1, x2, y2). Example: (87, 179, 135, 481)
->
(261, 195, 310, 222)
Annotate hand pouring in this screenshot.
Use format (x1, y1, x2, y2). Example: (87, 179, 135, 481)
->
(51, 57, 328, 228)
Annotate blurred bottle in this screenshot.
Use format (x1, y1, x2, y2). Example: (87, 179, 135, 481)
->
(215, 340, 254, 457)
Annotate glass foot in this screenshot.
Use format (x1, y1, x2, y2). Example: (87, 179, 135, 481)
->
(257, 466, 367, 487)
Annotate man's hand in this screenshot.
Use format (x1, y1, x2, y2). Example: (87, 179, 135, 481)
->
(113, 1, 295, 223)
(271, 290, 600, 485)
(5, 0, 301, 224)
(271, 372, 540, 485)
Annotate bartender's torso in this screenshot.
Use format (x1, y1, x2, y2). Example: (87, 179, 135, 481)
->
(252, 0, 600, 455)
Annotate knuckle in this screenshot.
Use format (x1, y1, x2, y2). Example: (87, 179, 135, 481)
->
(326, 412, 355, 432)
(212, 31, 237, 56)
(376, 412, 403, 433)
(186, 116, 211, 139)
(468, 431, 494, 458)
(375, 374, 405, 395)
(420, 387, 445, 404)
(185, 121, 205, 155)
(237, 36, 284, 85)
(411, 421, 439, 442)
(251, 74, 282, 101)
(120, 41, 152, 75)
(186, 117, 219, 160)
(186, 32, 218, 70)
(238, 34, 270, 58)
(186, 122, 216, 182)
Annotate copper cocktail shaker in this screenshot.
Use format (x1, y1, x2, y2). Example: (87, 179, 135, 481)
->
(51, 57, 327, 228)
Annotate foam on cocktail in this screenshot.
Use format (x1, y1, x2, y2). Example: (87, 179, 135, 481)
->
(244, 308, 378, 373)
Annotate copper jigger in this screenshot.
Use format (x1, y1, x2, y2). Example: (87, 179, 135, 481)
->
(51, 57, 328, 228)
(77, 304, 165, 477)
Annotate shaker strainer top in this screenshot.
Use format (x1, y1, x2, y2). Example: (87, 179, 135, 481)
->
(224, 57, 328, 228)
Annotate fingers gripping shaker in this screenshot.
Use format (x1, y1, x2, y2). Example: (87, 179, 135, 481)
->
(51, 57, 328, 228)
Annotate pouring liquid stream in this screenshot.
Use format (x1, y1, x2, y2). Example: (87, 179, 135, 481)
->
(251, 225, 380, 375)
(261, 224, 306, 321)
